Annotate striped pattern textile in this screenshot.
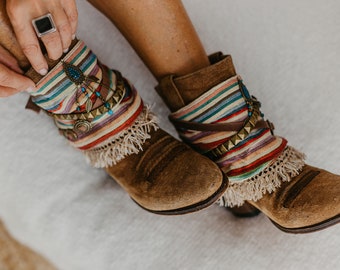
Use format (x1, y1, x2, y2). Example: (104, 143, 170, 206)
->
(31, 41, 103, 113)
(171, 75, 287, 182)
(30, 40, 144, 152)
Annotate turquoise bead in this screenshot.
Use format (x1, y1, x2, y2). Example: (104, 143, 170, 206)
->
(63, 61, 85, 85)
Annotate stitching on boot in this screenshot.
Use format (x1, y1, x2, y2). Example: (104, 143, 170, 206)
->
(283, 170, 320, 208)
(145, 144, 188, 184)
(138, 138, 188, 180)
(136, 134, 174, 173)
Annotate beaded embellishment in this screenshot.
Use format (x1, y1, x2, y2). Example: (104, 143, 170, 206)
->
(63, 61, 85, 85)
(63, 61, 108, 114)
(30, 40, 159, 167)
(49, 61, 126, 139)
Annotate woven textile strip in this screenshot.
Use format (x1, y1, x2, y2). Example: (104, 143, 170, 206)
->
(30, 40, 158, 168)
(171, 75, 305, 206)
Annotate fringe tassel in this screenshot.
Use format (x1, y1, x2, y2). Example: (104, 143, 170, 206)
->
(217, 146, 306, 207)
(83, 106, 159, 168)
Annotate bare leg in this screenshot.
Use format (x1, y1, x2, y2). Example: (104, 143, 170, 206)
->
(1, 0, 209, 81)
(87, 0, 209, 81)
(0, 0, 226, 215)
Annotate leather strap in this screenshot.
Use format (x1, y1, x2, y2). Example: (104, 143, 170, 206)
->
(169, 115, 274, 132)
(25, 97, 41, 113)
(170, 79, 275, 160)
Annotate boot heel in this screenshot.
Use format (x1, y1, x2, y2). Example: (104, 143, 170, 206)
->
(227, 202, 261, 218)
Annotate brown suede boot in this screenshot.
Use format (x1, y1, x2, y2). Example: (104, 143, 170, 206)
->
(25, 40, 227, 215)
(156, 53, 340, 232)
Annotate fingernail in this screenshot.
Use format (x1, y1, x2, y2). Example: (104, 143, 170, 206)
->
(39, 68, 48, 76)
(63, 48, 69, 54)
(25, 86, 36, 93)
(72, 34, 76, 40)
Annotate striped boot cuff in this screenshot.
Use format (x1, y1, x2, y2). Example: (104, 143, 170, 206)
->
(218, 146, 306, 207)
(170, 75, 305, 206)
(30, 40, 158, 168)
(83, 106, 158, 168)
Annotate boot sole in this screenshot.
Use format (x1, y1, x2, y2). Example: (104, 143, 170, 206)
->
(229, 202, 340, 233)
(227, 202, 261, 218)
(133, 175, 229, 215)
(270, 214, 340, 234)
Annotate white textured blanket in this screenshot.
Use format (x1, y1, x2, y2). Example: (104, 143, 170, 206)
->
(0, 0, 339, 269)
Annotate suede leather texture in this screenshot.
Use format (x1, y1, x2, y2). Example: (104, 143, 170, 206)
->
(1, 1, 340, 269)
(156, 53, 340, 230)
(250, 165, 340, 230)
(155, 53, 237, 112)
(23, 43, 225, 214)
(106, 129, 225, 213)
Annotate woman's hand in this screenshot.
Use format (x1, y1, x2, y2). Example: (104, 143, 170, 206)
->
(6, 0, 78, 75)
(0, 45, 35, 97)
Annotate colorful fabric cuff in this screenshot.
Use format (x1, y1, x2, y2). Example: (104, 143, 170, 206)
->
(170, 75, 305, 206)
(170, 75, 286, 179)
(30, 40, 158, 167)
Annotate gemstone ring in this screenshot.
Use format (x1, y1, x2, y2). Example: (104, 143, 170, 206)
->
(32, 13, 57, 38)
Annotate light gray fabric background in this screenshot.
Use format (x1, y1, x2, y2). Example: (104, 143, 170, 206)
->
(0, 0, 339, 269)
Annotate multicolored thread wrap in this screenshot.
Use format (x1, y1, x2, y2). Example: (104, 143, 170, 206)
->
(30, 40, 158, 168)
(171, 75, 287, 180)
(170, 75, 305, 206)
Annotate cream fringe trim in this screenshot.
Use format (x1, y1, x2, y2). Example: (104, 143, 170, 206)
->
(217, 146, 306, 207)
(83, 106, 159, 168)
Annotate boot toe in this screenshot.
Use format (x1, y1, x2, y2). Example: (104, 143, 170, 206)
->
(139, 150, 226, 214)
(106, 129, 227, 214)
(252, 164, 340, 232)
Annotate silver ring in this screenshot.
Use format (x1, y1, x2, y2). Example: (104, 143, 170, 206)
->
(32, 13, 57, 38)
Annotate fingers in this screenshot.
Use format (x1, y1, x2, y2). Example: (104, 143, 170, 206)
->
(42, 0, 77, 56)
(7, 0, 78, 75)
(0, 85, 22, 97)
(40, 30, 64, 60)
(16, 26, 49, 76)
(7, 8, 49, 75)
(50, 3, 72, 54)
(62, 0, 78, 39)
(0, 64, 36, 97)
(0, 45, 22, 74)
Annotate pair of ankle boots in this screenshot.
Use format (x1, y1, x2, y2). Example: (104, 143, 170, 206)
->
(26, 39, 339, 233)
